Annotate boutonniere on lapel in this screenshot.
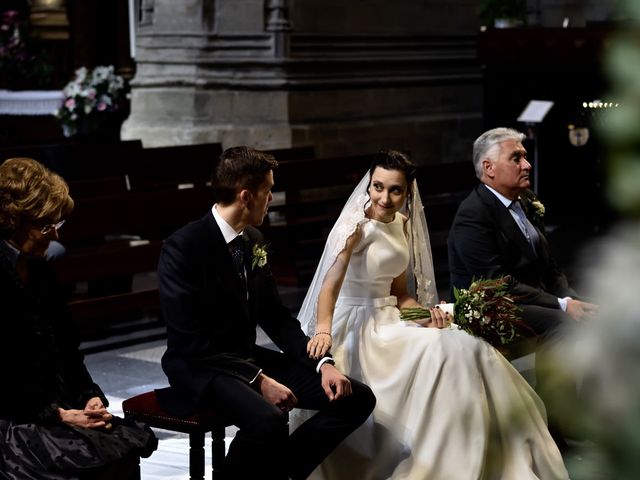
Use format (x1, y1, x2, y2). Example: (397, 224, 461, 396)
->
(520, 190, 545, 222)
(531, 198, 545, 218)
(251, 243, 269, 270)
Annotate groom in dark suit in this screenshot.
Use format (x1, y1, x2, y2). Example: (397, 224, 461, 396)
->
(448, 127, 597, 442)
(157, 146, 375, 479)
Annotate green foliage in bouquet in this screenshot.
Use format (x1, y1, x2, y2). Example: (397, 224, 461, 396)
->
(452, 277, 531, 345)
(401, 276, 532, 347)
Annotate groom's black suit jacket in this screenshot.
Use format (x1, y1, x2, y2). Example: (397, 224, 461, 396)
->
(157, 212, 319, 416)
(448, 184, 576, 310)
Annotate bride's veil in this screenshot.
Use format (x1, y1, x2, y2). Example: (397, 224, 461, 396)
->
(296, 171, 438, 336)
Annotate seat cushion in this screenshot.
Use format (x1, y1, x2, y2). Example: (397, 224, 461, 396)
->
(122, 390, 224, 434)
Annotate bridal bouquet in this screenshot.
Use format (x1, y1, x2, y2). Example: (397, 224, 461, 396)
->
(401, 276, 531, 346)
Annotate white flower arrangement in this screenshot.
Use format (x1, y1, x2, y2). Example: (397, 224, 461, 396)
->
(252, 244, 269, 269)
(53, 65, 127, 137)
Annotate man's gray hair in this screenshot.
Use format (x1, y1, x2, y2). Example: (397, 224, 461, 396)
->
(472, 127, 526, 179)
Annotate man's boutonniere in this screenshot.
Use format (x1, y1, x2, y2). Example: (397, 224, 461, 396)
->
(521, 190, 545, 219)
(531, 199, 545, 218)
(252, 244, 268, 269)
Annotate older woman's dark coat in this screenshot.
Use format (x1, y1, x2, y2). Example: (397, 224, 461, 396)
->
(0, 250, 104, 422)
(0, 247, 156, 479)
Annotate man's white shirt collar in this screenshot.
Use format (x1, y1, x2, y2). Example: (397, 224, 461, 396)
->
(483, 184, 514, 209)
(211, 205, 242, 245)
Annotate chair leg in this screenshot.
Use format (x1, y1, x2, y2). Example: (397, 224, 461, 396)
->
(211, 426, 226, 479)
(189, 432, 205, 480)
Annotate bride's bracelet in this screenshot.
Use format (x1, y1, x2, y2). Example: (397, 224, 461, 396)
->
(314, 332, 332, 338)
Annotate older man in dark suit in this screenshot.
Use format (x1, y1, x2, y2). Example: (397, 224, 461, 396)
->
(157, 146, 375, 480)
(448, 127, 597, 444)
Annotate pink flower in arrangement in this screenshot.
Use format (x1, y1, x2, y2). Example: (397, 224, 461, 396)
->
(56, 65, 127, 137)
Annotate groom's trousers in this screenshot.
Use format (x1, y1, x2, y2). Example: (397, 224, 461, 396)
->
(200, 346, 376, 480)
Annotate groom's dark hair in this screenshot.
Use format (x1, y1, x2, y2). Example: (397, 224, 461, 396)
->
(213, 146, 278, 204)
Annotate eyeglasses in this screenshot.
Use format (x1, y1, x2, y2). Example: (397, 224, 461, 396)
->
(40, 219, 66, 235)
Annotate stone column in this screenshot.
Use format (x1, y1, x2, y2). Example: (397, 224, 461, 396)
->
(123, 0, 482, 164)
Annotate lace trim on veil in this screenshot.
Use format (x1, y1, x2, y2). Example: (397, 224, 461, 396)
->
(407, 177, 437, 307)
(297, 172, 438, 336)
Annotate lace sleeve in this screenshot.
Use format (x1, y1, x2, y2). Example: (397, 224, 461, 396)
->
(297, 178, 370, 335)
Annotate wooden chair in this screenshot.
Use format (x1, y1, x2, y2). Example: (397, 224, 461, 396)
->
(122, 388, 232, 480)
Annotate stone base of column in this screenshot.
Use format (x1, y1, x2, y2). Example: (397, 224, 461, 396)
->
(123, 82, 481, 163)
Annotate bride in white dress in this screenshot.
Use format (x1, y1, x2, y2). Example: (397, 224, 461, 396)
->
(295, 150, 568, 479)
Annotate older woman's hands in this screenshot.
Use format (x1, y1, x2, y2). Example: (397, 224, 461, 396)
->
(58, 397, 113, 430)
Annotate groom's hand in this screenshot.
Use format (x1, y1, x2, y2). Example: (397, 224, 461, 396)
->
(256, 373, 298, 412)
(320, 363, 352, 401)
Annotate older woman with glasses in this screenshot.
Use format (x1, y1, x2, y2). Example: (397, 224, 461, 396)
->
(0, 158, 156, 480)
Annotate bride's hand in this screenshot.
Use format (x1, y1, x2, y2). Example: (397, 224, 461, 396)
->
(307, 332, 332, 359)
(416, 306, 450, 329)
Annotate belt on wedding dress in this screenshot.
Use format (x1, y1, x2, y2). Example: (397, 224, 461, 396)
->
(336, 295, 397, 307)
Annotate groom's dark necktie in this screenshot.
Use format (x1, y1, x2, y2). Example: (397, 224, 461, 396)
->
(229, 236, 248, 294)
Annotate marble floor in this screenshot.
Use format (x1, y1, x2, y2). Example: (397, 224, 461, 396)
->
(84, 339, 203, 479)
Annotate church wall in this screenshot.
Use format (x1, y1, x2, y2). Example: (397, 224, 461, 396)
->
(288, 0, 479, 35)
(121, 0, 620, 165)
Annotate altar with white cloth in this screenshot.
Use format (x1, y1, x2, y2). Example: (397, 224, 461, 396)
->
(0, 89, 64, 143)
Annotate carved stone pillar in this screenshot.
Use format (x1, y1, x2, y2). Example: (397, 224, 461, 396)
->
(123, 0, 482, 164)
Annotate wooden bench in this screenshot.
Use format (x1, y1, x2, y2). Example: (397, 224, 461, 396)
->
(52, 186, 214, 347)
(1, 140, 224, 195)
(126, 143, 223, 191)
(53, 241, 163, 340)
(123, 389, 231, 480)
(0, 139, 143, 180)
(264, 145, 315, 161)
(67, 175, 129, 199)
(261, 153, 375, 285)
(416, 161, 478, 297)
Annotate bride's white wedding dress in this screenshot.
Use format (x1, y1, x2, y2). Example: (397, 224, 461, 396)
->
(305, 214, 568, 479)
